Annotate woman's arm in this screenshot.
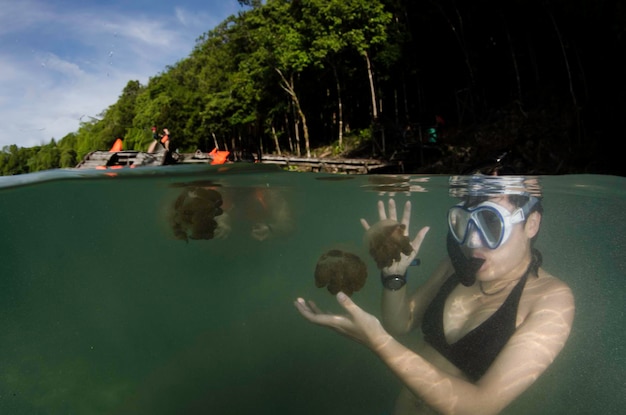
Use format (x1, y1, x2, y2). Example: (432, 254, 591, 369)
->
(381, 258, 451, 335)
(361, 199, 436, 335)
(295, 280, 574, 415)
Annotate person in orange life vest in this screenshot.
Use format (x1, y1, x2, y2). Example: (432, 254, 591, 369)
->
(161, 128, 171, 151)
(109, 138, 123, 152)
(148, 126, 162, 153)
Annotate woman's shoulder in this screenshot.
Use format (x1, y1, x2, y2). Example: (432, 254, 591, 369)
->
(536, 268, 572, 290)
(527, 268, 575, 310)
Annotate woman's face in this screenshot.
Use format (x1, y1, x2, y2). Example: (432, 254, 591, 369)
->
(461, 196, 539, 282)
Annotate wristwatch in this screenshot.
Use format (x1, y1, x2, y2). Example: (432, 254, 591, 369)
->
(381, 273, 407, 290)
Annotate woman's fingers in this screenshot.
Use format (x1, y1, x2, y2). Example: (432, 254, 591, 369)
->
(387, 199, 397, 222)
(295, 294, 357, 322)
(401, 201, 412, 231)
(294, 297, 353, 332)
(411, 226, 430, 252)
(295, 298, 328, 323)
(295, 294, 377, 347)
(336, 292, 366, 321)
(365, 199, 407, 229)
(360, 218, 371, 231)
(308, 300, 323, 314)
(377, 200, 388, 221)
(294, 298, 313, 316)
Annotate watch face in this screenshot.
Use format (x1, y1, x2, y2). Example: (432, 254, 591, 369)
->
(384, 276, 406, 290)
(388, 278, 403, 290)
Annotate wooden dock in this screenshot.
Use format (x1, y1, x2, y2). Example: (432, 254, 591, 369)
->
(257, 154, 397, 174)
(76, 149, 397, 174)
(75, 150, 167, 169)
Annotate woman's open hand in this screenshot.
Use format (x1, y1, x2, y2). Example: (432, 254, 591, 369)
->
(361, 199, 430, 276)
(294, 292, 390, 349)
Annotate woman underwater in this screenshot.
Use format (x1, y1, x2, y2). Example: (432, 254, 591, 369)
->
(295, 176, 575, 415)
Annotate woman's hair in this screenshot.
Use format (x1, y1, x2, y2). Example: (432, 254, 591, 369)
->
(513, 195, 543, 275)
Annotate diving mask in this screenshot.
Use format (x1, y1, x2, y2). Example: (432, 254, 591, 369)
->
(448, 197, 538, 249)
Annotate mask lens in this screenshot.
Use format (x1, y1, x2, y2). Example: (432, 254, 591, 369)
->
(475, 209, 503, 247)
(448, 207, 470, 243)
(448, 203, 508, 248)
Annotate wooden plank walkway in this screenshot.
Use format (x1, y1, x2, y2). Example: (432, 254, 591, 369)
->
(75, 150, 167, 169)
(76, 149, 397, 174)
(258, 154, 396, 174)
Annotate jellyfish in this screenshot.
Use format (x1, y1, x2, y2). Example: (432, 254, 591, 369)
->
(365, 219, 414, 269)
(314, 249, 367, 296)
(170, 187, 224, 241)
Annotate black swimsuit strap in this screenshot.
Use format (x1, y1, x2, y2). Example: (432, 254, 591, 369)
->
(422, 264, 532, 382)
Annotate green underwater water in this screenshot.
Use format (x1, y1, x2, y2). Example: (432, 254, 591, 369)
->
(0, 164, 624, 414)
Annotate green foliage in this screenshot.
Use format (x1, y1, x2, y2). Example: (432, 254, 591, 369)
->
(33, 142, 60, 171)
(0, 145, 30, 175)
(123, 127, 153, 151)
(59, 148, 77, 168)
(1, 0, 396, 172)
(304, 0, 392, 59)
(0, 0, 610, 175)
(331, 142, 344, 156)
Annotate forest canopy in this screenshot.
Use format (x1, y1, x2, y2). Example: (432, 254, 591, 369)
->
(1, 0, 624, 176)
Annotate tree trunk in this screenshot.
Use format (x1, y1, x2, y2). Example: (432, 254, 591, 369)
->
(431, 0, 475, 86)
(365, 50, 385, 154)
(284, 112, 294, 153)
(271, 124, 282, 155)
(545, 6, 581, 146)
(502, 12, 522, 103)
(364, 51, 378, 121)
(276, 68, 311, 158)
(545, 8, 577, 108)
(290, 98, 301, 156)
(332, 64, 344, 148)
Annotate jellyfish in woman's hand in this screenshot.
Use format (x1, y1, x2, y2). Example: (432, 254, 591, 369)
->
(314, 249, 367, 296)
(365, 219, 413, 269)
(170, 187, 224, 242)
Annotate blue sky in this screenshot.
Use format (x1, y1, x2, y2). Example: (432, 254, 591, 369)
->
(0, 0, 243, 149)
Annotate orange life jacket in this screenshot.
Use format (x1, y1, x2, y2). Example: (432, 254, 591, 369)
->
(209, 148, 230, 165)
(109, 138, 123, 152)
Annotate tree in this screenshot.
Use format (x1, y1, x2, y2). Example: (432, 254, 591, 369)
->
(1, 0, 623, 176)
(244, 0, 314, 157)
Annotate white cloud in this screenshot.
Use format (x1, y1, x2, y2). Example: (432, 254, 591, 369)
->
(0, 0, 242, 149)
(0, 53, 126, 147)
(38, 52, 86, 80)
(175, 7, 223, 31)
(0, 1, 54, 36)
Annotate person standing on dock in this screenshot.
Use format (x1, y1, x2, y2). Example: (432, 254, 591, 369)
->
(161, 128, 171, 151)
(148, 126, 161, 153)
(161, 128, 181, 163)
